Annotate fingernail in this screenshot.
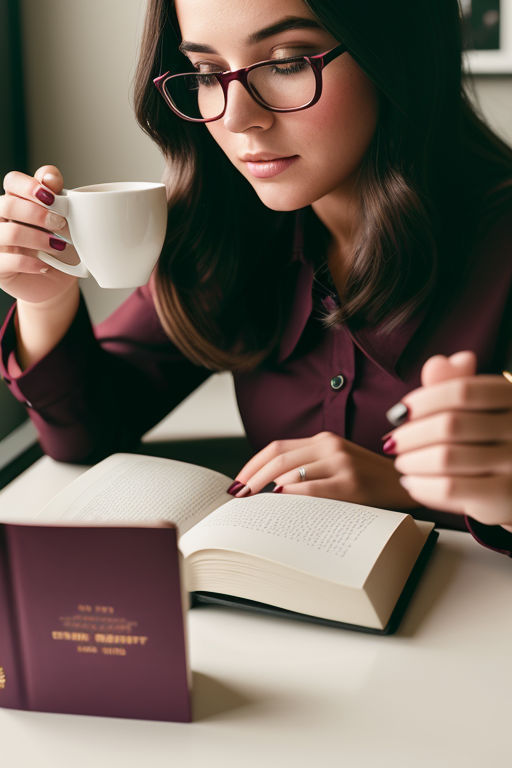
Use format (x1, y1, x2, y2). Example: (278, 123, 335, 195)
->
(381, 430, 394, 441)
(382, 437, 396, 455)
(272, 485, 283, 494)
(227, 481, 244, 495)
(49, 236, 66, 251)
(235, 485, 251, 498)
(36, 188, 55, 206)
(385, 402, 409, 427)
(46, 212, 66, 231)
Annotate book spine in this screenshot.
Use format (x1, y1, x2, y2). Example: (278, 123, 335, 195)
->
(0, 526, 26, 710)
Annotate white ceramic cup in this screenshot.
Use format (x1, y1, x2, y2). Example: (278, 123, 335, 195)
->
(37, 181, 168, 288)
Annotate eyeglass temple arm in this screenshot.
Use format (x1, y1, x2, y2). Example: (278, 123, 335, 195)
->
(311, 43, 348, 69)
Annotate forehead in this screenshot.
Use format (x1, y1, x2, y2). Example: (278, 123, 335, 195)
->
(173, 0, 320, 44)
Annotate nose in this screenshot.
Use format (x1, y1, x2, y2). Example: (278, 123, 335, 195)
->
(222, 80, 274, 133)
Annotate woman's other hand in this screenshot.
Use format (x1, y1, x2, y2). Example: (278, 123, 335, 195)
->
(386, 351, 512, 531)
(227, 431, 418, 511)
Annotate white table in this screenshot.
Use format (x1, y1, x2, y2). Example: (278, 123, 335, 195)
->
(1, 374, 511, 767)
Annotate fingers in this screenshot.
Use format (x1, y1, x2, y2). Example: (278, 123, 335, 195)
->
(3, 170, 56, 209)
(421, 351, 477, 387)
(388, 365, 512, 525)
(0, 220, 67, 256)
(274, 478, 343, 498)
(0, 194, 67, 233)
(394, 442, 512, 477)
(389, 410, 512, 454)
(400, 376, 512, 420)
(232, 443, 320, 496)
(399, 474, 512, 525)
(230, 433, 348, 497)
(274, 458, 327, 487)
(34, 165, 64, 194)
(0, 250, 52, 275)
(235, 437, 314, 482)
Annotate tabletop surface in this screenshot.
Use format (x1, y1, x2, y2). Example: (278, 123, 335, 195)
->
(1, 375, 511, 767)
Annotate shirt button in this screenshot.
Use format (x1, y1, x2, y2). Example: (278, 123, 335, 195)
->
(330, 374, 345, 391)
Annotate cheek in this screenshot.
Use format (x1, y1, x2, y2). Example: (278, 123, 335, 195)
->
(305, 75, 379, 169)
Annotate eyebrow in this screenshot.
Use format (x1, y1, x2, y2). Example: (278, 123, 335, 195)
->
(178, 16, 323, 55)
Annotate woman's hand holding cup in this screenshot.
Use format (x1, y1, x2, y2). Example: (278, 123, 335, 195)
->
(0, 165, 81, 305)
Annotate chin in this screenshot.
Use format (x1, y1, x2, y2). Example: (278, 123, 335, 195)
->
(249, 184, 318, 212)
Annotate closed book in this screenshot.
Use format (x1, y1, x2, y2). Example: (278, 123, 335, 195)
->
(0, 522, 190, 722)
(0, 527, 25, 709)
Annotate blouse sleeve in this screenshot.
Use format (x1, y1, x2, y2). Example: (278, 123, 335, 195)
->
(0, 285, 211, 463)
(464, 517, 512, 558)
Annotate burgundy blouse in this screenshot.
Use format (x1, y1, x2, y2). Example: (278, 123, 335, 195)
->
(1, 209, 511, 555)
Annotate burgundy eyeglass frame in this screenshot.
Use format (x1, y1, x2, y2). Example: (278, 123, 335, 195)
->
(153, 42, 348, 123)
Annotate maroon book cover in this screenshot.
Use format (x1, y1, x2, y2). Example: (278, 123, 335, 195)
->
(0, 528, 26, 709)
(2, 523, 191, 722)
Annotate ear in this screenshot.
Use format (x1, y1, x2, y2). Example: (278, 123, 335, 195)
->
(421, 351, 477, 387)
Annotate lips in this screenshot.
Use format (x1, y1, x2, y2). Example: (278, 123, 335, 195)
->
(243, 155, 299, 179)
(240, 153, 294, 162)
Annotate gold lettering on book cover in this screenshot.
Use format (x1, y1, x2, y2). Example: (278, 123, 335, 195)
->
(0, 666, 6, 689)
(51, 603, 149, 657)
(52, 631, 90, 642)
(101, 647, 127, 656)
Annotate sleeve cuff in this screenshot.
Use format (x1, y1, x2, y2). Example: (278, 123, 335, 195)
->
(464, 515, 512, 557)
(0, 294, 98, 409)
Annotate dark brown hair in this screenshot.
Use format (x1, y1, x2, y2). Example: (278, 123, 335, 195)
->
(134, 0, 512, 370)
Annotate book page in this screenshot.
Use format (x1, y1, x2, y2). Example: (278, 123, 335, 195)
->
(6, 454, 234, 536)
(180, 493, 427, 588)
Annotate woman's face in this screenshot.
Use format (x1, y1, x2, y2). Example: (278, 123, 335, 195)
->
(173, 0, 379, 212)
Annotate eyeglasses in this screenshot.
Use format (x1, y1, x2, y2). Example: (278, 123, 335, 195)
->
(153, 43, 348, 123)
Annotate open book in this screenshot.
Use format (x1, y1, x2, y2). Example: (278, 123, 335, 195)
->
(1, 453, 436, 637)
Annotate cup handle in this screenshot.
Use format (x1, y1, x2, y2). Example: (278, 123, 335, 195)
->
(36, 251, 90, 278)
(35, 187, 90, 279)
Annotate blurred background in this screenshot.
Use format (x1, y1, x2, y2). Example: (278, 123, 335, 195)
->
(0, 0, 511, 466)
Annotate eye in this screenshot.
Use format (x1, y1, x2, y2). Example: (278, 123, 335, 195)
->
(192, 61, 224, 74)
(195, 73, 219, 88)
(270, 58, 309, 76)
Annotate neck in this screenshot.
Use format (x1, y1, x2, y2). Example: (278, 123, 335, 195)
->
(311, 179, 362, 295)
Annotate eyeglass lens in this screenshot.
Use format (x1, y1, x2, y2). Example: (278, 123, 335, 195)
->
(164, 58, 317, 120)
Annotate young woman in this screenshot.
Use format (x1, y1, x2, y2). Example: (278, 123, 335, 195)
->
(1, 0, 511, 554)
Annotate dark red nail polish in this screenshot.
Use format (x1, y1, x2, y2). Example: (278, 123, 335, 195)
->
(234, 484, 251, 498)
(227, 481, 244, 495)
(382, 437, 397, 455)
(36, 188, 55, 206)
(272, 485, 283, 494)
(49, 237, 66, 251)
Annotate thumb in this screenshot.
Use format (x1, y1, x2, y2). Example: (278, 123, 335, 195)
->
(34, 165, 64, 194)
(421, 350, 477, 387)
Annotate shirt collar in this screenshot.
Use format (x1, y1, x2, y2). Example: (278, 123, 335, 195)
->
(277, 208, 427, 376)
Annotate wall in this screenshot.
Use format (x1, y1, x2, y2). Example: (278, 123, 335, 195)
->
(19, 0, 163, 188)
(470, 77, 512, 144)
